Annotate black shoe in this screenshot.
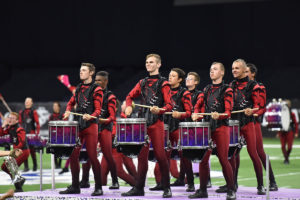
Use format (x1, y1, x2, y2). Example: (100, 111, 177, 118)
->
(269, 182, 278, 191)
(79, 180, 90, 188)
(149, 183, 164, 191)
(284, 159, 290, 164)
(170, 179, 185, 186)
(207, 179, 212, 188)
(59, 185, 80, 194)
(109, 182, 119, 190)
(14, 177, 26, 193)
(163, 188, 172, 198)
(216, 186, 227, 193)
(121, 187, 144, 196)
(226, 190, 236, 200)
(33, 165, 37, 171)
(23, 167, 29, 172)
(186, 184, 195, 192)
(14, 188, 23, 193)
(91, 188, 103, 196)
(188, 189, 208, 198)
(59, 167, 69, 175)
(257, 185, 266, 195)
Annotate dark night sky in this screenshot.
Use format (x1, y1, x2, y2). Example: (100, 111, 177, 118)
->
(0, 0, 300, 102)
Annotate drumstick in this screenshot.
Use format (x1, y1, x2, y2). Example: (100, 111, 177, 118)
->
(195, 113, 228, 116)
(132, 102, 165, 111)
(67, 111, 108, 121)
(0, 94, 12, 113)
(231, 108, 259, 114)
(164, 112, 186, 115)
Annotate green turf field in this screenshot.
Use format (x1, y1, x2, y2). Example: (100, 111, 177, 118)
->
(0, 138, 299, 193)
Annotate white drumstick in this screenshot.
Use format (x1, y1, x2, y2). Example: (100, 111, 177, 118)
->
(164, 112, 186, 115)
(195, 113, 228, 116)
(0, 94, 12, 113)
(231, 108, 259, 114)
(132, 102, 165, 111)
(67, 111, 108, 121)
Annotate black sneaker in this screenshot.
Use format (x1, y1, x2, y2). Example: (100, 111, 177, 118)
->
(226, 190, 236, 200)
(284, 159, 289, 164)
(149, 183, 164, 191)
(257, 185, 266, 195)
(59, 185, 80, 194)
(121, 187, 144, 196)
(33, 165, 37, 172)
(186, 184, 195, 192)
(170, 179, 185, 187)
(162, 188, 172, 198)
(79, 180, 90, 188)
(109, 182, 119, 190)
(91, 188, 103, 196)
(188, 189, 208, 199)
(269, 182, 278, 191)
(23, 167, 29, 172)
(216, 186, 227, 193)
(59, 167, 69, 175)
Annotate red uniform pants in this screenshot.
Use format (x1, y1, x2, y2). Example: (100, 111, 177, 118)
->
(199, 126, 234, 190)
(70, 123, 101, 188)
(135, 120, 170, 189)
(279, 130, 294, 160)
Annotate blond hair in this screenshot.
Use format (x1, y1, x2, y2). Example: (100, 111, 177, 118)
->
(233, 59, 247, 69)
(146, 53, 161, 64)
(10, 112, 19, 119)
(212, 62, 225, 72)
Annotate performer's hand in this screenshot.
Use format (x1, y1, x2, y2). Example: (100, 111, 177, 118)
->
(63, 111, 70, 120)
(82, 114, 92, 121)
(244, 108, 253, 116)
(192, 113, 200, 121)
(172, 111, 181, 119)
(276, 133, 279, 138)
(125, 106, 133, 116)
(150, 106, 160, 114)
(2, 117, 9, 128)
(295, 133, 299, 138)
(211, 112, 220, 120)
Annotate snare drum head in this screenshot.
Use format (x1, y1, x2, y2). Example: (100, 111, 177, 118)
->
(179, 122, 210, 127)
(116, 118, 146, 124)
(281, 104, 291, 131)
(48, 121, 79, 126)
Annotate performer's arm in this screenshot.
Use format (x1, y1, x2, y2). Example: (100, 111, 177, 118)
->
(33, 110, 40, 135)
(218, 88, 233, 120)
(18, 111, 22, 124)
(126, 80, 142, 107)
(90, 86, 103, 118)
(291, 112, 299, 135)
(179, 91, 192, 119)
(0, 126, 9, 137)
(251, 84, 261, 114)
(194, 93, 205, 114)
(105, 95, 117, 124)
(158, 81, 173, 114)
(66, 94, 76, 112)
(0, 150, 10, 157)
(15, 128, 26, 149)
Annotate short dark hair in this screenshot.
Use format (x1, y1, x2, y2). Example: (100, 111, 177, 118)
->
(81, 63, 95, 74)
(96, 71, 109, 79)
(246, 63, 258, 76)
(171, 68, 186, 84)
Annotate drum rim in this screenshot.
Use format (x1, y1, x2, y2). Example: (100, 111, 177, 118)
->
(48, 121, 79, 125)
(179, 122, 210, 127)
(229, 120, 240, 125)
(116, 118, 147, 123)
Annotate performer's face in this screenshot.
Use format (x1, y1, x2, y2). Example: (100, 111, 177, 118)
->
(232, 62, 245, 79)
(246, 67, 255, 80)
(145, 56, 161, 74)
(210, 64, 224, 81)
(169, 71, 181, 87)
(53, 103, 60, 113)
(8, 114, 18, 125)
(185, 75, 197, 88)
(95, 75, 108, 89)
(25, 98, 33, 109)
(80, 66, 92, 81)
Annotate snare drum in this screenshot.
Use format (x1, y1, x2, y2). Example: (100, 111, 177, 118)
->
(264, 100, 290, 131)
(149, 124, 169, 162)
(46, 121, 79, 159)
(179, 122, 210, 162)
(228, 120, 240, 158)
(116, 118, 147, 158)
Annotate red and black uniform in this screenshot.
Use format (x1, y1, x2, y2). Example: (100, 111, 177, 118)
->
(65, 82, 103, 190)
(254, 82, 277, 185)
(19, 108, 40, 170)
(0, 124, 30, 176)
(194, 83, 235, 192)
(278, 111, 298, 163)
(154, 86, 193, 186)
(126, 74, 173, 190)
(81, 89, 119, 186)
(230, 77, 264, 188)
